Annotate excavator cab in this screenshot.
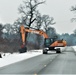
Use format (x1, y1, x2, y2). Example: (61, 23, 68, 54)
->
(43, 38, 67, 54)
(43, 38, 58, 54)
(44, 38, 54, 47)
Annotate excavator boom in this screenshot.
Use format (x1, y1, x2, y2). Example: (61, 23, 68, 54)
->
(20, 25, 48, 45)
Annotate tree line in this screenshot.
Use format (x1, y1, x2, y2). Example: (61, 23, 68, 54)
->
(0, 0, 76, 53)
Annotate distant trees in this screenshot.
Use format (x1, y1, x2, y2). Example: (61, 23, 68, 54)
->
(2, 23, 14, 39)
(73, 29, 76, 35)
(1, 1, 76, 52)
(46, 27, 57, 38)
(0, 0, 56, 51)
(0, 24, 3, 38)
(56, 32, 76, 46)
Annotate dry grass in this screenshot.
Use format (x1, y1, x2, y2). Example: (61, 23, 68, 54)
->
(0, 38, 41, 53)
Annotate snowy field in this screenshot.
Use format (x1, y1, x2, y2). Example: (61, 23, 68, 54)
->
(0, 47, 66, 68)
(72, 46, 76, 51)
(0, 50, 42, 67)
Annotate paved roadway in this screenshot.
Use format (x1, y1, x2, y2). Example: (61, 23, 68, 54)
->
(0, 47, 76, 74)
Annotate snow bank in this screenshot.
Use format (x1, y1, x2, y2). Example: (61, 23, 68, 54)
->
(55, 47, 66, 52)
(72, 46, 76, 51)
(0, 50, 42, 68)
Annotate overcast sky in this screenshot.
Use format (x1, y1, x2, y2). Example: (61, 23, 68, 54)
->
(0, 0, 76, 34)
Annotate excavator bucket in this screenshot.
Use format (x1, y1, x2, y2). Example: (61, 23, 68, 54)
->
(19, 45, 27, 53)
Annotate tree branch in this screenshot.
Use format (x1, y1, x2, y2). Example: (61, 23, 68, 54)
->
(32, 1, 45, 9)
(31, 18, 36, 24)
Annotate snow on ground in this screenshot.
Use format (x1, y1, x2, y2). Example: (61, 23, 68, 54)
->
(0, 50, 42, 68)
(72, 46, 76, 51)
(0, 47, 65, 68)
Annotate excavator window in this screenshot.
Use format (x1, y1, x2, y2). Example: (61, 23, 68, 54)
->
(44, 38, 54, 47)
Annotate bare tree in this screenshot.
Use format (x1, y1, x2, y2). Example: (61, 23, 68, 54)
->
(47, 27, 57, 38)
(41, 15, 56, 33)
(34, 14, 56, 30)
(18, 0, 56, 30)
(17, 0, 56, 49)
(34, 11, 42, 29)
(18, 0, 45, 27)
(18, 0, 46, 46)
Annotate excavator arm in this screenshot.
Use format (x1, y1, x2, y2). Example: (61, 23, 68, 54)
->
(20, 25, 49, 46)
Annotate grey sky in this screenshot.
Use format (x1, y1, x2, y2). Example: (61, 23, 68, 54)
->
(0, 0, 76, 34)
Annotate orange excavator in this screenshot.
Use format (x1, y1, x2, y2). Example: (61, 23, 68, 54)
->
(19, 25, 67, 54)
